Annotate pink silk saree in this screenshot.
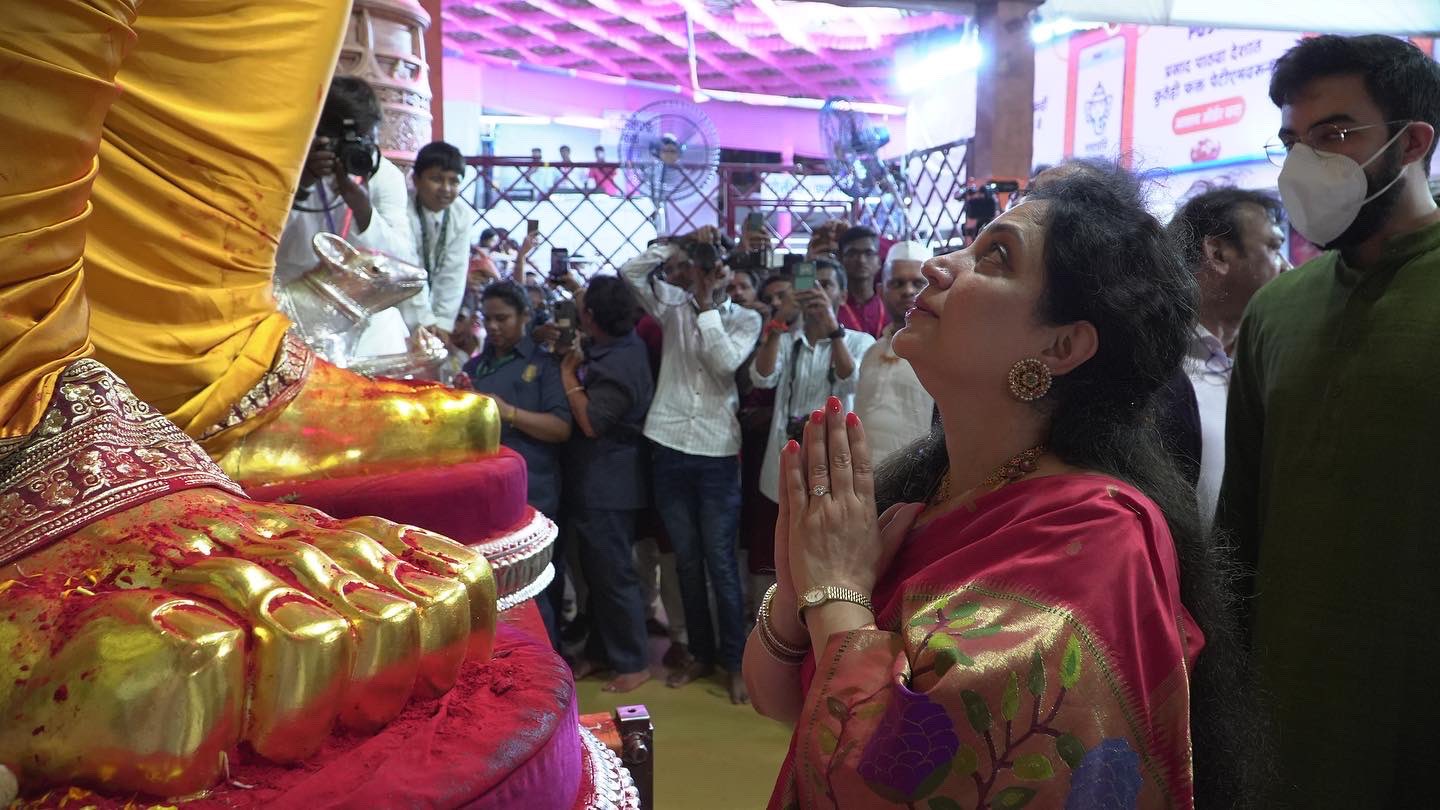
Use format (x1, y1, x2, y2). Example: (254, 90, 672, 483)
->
(769, 474, 1202, 810)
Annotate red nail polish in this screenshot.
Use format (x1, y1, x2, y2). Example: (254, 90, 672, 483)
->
(827, 396, 841, 412)
(846, 411, 860, 428)
(809, 410, 824, 424)
(785, 439, 799, 453)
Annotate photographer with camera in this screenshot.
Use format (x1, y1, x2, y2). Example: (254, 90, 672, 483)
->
(557, 277, 655, 693)
(275, 76, 416, 356)
(748, 257, 873, 508)
(620, 225, 762, 703)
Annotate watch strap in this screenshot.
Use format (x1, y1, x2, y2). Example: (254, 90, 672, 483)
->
(797, 585, 874, 626)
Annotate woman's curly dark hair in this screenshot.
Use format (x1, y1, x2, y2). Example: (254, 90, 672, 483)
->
(875, 160, 1270, 807)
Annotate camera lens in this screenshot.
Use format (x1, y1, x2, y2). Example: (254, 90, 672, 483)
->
(341, 143, 376, 178)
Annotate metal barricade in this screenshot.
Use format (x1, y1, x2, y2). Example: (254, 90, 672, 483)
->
(459, 140, 975, 270)
(893, 138, 974, 251)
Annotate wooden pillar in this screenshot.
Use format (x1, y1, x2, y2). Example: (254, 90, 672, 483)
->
(420, 0, 444, 141)
(971, 0, 1037, 181)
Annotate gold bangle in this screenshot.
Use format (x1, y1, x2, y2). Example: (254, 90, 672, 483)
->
(759, 584, 808, 660)
(758, 620, 805, 666)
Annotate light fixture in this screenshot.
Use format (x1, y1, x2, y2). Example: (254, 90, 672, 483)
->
(895, 28, 983, 96)
(553, 115, 613, 129)
(698, 88, 904, 116)
(475, 114, 552, 125)
(1028, 16, 1104, 46)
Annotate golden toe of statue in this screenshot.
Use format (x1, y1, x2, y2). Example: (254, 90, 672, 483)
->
(210, 350, 501, 487)
(0, 489, 497, 799)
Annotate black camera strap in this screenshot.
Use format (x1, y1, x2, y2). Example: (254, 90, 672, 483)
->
(290, 181, 348, 218)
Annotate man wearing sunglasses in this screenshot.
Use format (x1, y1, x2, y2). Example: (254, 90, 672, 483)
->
(1219, 35, 1440, 809)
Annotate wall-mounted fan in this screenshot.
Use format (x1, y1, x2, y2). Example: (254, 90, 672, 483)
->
(619, 100, 720, 230)
(820, 96, 892, 199)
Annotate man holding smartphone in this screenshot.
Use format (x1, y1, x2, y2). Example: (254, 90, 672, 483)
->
(729, 211, 773, 272)
(748, 257, 874, 506)
(621, 225, 761, 703)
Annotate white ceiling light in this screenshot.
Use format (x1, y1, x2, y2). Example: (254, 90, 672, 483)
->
(475, 114, 552, 125)
(895, 28, 984, 95)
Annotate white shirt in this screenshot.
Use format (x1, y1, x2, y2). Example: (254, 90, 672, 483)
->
(622, 244, 762, 457)
(405, 196, 480, 331)
(276, 155, 416, 283)
(275, 156, 416, 356)
(1182, 324, 1231, 531)
(854, 331, 934, 467)
(749, 325, 875, 502)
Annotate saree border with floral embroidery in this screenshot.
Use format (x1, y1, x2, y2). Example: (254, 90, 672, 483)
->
(781, 583, 1191, 809)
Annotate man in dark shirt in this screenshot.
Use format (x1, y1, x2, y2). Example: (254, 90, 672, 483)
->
(560, 277, 655, 692)
(465, 281, 572, 644)
(464, 282, 572, 520)
(1219, 36, 1440, 807)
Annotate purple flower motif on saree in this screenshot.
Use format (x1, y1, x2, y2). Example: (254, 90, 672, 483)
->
(856, 682, 959, 803)
(1063, 737, 1143, 810)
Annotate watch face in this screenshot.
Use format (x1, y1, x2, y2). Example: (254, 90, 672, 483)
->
(804, 587, 825, 605)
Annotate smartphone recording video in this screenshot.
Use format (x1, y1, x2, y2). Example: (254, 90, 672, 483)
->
(552, 299, 578, 349)
(793, 261, 817, 291)
(549, 247, 569, 280)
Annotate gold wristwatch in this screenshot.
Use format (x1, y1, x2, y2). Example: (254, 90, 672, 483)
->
(797, 585, 875, 625)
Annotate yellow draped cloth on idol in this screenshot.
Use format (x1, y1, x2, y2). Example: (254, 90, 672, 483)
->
(82, 0, 351, 450)
(0, 0, 121, 441)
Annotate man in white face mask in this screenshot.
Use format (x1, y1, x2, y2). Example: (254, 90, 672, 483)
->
(1217, 35, 1440, 809)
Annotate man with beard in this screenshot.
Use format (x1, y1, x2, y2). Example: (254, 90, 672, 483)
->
(1218, 35, 1440, 808)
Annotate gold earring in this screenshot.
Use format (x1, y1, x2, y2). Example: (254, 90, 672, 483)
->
(1008, 358, 1052, 401)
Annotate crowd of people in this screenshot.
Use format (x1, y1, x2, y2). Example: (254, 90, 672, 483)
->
(452, 221, 942, 702)
(739, 33, 1440, 810)
(489, 144, 620, 200)
(276, 78, 943, 700)
(276, 32, 1440, 807)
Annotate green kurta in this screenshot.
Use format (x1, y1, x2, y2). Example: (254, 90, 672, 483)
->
(1218, 219, 1440, 808)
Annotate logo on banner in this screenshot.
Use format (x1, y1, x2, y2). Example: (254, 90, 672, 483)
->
(1085, 83, 1114, 136)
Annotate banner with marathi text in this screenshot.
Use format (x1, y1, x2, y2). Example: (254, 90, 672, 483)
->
(1033, 26, 1440, 220)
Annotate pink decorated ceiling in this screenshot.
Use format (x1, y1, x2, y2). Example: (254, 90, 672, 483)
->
(440, 0, 965, 105)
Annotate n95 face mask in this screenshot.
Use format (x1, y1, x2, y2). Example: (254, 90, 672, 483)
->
(1276, 125, 1409, 246)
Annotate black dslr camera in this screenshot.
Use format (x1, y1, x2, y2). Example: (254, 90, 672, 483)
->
(960, 180, 1021, 242)
(337, 117, 379, 179)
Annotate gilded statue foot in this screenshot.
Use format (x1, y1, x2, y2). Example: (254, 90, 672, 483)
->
(201, 334, 501, 487)
(0, 362, 497, 799)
